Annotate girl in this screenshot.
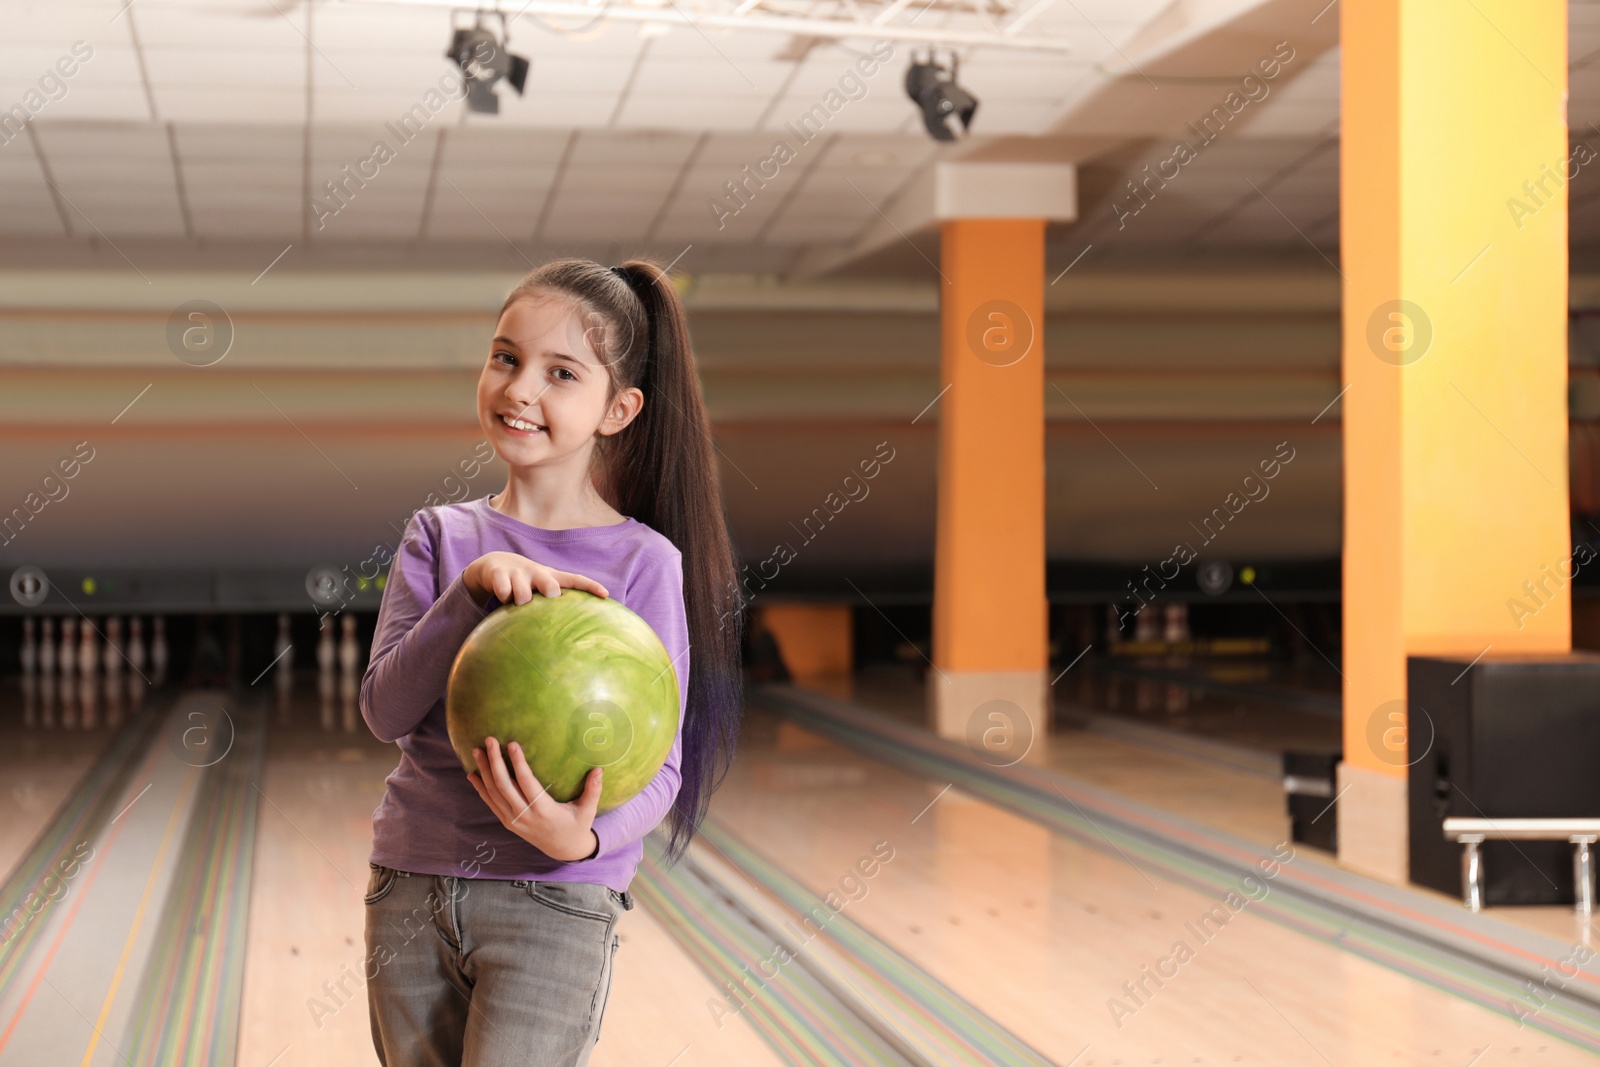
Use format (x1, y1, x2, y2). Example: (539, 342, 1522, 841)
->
(358, 259, 743, 1067)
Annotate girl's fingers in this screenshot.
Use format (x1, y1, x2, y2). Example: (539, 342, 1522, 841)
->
(555, 571, 609, 598)
(533, 567, 561, 598)
(490, 569, 514, 605)
(511, 572, 534, 605)
(482, 738, 527, 810)
(575, 766, 603, 817)
(507, 742, 552, 810)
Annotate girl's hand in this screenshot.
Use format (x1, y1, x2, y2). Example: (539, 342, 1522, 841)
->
(466, 736, 603, 863)
(463, 551, 609, 605)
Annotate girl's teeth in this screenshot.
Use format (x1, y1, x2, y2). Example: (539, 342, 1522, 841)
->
(503, 415, 542, 431)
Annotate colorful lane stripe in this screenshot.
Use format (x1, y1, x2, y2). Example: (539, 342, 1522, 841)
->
(122, 702, 267, 1066)
(0, 694, 173, 1000)
(754, 684, 1600, 1055)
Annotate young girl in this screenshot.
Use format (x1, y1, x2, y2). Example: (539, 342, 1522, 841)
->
(358, 258, 743, 1067)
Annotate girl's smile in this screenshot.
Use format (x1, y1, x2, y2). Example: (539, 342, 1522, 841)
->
(497, 413, 546, 435)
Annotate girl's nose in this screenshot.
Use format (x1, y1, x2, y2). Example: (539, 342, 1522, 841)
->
(503, 379, 550, 411)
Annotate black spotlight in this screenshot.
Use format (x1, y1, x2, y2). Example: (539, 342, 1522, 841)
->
(904, 51, 978, 142)
(446, 15, 529, 115)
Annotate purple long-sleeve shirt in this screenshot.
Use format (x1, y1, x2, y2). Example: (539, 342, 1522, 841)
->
(360, 493, 689, 893)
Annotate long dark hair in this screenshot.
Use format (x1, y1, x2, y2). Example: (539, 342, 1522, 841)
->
(499, 258, 743, 861)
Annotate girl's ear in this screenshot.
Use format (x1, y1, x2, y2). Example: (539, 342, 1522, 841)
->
(598, 386, 644, 437)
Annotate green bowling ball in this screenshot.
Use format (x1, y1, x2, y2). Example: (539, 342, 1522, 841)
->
(445, 589, 679, 813)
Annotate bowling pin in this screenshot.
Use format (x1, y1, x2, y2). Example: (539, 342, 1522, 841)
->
(339, 614, 360, 732)
(59, 618, 77, 728)
(1134, 607, 1159, 644)
(21, 617, 37, 728)
(103, 616, 124, 723)
(151, 616, 169, 688)
(1162, 603, 1188, 645)
(79, 619, 98, 729)
(273, 613, 294, 722)
(58, 617, 76, 679)
(39, 618, 56, 728)
(317, 615, 336, 731)
(21, 617, 36, 678)
(104, 616, 123, 678)
(79, 618, 97, 682)
(127, 616, 147, 706)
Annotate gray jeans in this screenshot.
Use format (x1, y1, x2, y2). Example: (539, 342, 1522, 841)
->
(363, 863, 631, 1067)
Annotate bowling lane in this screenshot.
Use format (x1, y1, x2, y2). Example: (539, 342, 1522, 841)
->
(236, 683, 787, 1067)
(707, 705, 1600, 1066)
(1, 616, 163, 881)
(0, 693, 211, 1067)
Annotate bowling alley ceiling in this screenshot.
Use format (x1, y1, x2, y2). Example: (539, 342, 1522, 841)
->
(0, 0, 1366, 274)
(7, 1, 1600, 275)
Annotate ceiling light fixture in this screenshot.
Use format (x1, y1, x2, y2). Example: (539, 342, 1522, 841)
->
(904, 51, 977, 142)
(445, 12, 530, 115)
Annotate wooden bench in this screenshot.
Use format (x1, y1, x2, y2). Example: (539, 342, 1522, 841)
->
(1441, 817, 1600, 914)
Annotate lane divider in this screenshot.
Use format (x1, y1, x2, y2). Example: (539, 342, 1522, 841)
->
(755, 684, 1600, 1054)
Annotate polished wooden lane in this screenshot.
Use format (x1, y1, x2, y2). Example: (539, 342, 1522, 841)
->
(808, 670, 1600, 949)
(708, 704, 1600, 1065)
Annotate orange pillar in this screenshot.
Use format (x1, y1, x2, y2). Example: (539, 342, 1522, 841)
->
(1340, 0, 1570, 881)
(929, 218, 1049, 759)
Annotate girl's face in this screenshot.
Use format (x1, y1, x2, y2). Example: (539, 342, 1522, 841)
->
(477, 295, 641, 470)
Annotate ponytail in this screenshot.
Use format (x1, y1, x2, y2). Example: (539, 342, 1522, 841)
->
(499, 258, 743, 862)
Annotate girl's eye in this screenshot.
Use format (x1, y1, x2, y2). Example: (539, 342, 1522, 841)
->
(493, 351, 516, 366)
(552, 367, 577, 382)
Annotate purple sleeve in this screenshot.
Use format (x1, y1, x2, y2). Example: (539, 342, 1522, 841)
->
(590, 548, 690, 859)
(360, 512, 492, 744)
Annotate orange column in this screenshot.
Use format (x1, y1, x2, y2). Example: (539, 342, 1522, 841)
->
(929, 218, 1048, 758)
(1340, 0, 1570, 881)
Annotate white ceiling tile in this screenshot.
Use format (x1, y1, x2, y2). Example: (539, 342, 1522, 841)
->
(526, 56, 639, 97)
(760, 213, 867, 243)
(156, 87, 308, 122)
(142, 45, 303, 88)
(612, 91, 769, 129)
(174, 122, 301, 158)
(190, 209, 300, 238)
(32, 122, 168, 158)
(13, 85, 152, 122)
(0, 6, 113, 46)
(568, 130, 699, 165)
(128, 6, 311, 50)
(630, 57, 775, 97)
(468, 93, 618, 127)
